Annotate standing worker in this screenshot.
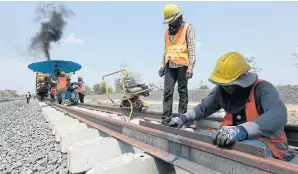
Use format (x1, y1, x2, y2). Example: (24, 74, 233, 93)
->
(165, 52, 289, 160)
(159, 4, 196, 122)
(56, 71, 67, 104)
(77, 76, 86, 103)
(26, 92, 31, 104)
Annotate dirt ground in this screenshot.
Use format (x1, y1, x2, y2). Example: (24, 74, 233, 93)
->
(286, 105, 298, 125)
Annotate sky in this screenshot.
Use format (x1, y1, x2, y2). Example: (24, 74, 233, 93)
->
(1, 1, 298, 94)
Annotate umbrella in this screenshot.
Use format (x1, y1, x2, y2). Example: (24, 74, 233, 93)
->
(28, 60, 82, 74)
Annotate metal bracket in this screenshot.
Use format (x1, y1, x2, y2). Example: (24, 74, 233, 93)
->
(101, 68, 134, 121)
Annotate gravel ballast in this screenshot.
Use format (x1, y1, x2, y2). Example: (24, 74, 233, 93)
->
(0, 100, 68, 174)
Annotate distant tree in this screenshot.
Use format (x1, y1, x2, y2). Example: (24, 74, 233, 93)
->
(292, 52, 298, 68)
(10, 90, 17, 97)
(114, 63, 142, 91)
(199, 80, 209, 89)
(245, 57, 262, 74)
(93, 82, 112, 95)
(85, 85, 92, 95)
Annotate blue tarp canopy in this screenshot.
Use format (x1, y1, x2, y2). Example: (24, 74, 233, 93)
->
(28, 60, 82, 74)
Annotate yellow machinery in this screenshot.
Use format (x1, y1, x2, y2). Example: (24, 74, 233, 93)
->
(102, 68, 151, 121)
(35, 72, 49, 92)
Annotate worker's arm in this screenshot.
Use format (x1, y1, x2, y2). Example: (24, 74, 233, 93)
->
(186, 24, 196, 70)
(162, 33, 166, 67)
(184, 87, 222, 122)
(240, 81, 287, 139)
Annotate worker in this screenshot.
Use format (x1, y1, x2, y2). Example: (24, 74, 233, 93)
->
(77, 76, 86, 103)
(65, 75, 79, 105)
(159, 4, 197, 122)
(26, 92, 31, 104)
(56, 71, 67, 104)
(164, 52, 288, 160)
(65, 76, 72, 102)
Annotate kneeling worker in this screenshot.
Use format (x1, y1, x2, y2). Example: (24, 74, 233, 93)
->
(165, 52, 288, 160)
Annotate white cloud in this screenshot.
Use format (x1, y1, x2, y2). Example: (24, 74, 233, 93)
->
(64, 33, 84, 44)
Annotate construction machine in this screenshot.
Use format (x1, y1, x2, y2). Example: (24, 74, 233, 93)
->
(35, 72, 50, 101)
(102, 68, 151, 121)
(120, 80, 150, 112)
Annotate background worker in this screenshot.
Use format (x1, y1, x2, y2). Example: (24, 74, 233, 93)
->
(159, 4, 196, 122)
(165, 52, 289, 160)
(65, 75, 79, 105)
(56, 71, 67, 104)
(65, 76, 72, 102)
(77, 76, 86, 103)
(25, 92, 31, 104)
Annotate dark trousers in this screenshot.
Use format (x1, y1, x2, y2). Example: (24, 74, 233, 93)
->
(78, 93, 85, 103)
(26, 98, 30, 104)
(162, 66, 188, 119)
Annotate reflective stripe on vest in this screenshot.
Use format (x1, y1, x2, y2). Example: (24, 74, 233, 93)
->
(221, 79, 288, 159)
(164, 23, 189, 66)
(77, 82, 85, 93)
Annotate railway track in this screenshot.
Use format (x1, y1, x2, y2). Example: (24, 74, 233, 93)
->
(44, 101, 298, 174)
(77, 103, 298, 147)
(0, 98, 22, 103)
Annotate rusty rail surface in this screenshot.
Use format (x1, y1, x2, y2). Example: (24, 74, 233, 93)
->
(46, 102, 298, 174)
(78, 103, 298, 147)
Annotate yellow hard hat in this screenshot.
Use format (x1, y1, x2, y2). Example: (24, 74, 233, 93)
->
(60, 71, 65, 75)
(78, 76, 83, 79)
(163, 4, 181, 24)
(209, 52, 251, 85)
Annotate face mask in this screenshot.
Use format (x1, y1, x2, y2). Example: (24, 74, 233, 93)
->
(222, 85, 238, 95)
(170, 19, 180, 27)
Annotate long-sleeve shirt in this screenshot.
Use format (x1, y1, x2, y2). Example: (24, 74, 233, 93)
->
(184, 80, 287, 140)
(162, 23, 196, 70)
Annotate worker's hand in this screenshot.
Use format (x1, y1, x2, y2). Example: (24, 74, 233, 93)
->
(186, 68, 193, 79)
(159, 66, 166, 77)
(212, 126, 248, 147)
(163, 115, 187, 129)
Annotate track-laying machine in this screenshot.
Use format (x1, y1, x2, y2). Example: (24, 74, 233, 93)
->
(102, 68, 151, 120)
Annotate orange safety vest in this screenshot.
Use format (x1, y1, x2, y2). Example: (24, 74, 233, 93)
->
(77, 82, 85, 93)
(57, 77, 67, 91)
(221, 79, 288, 159)
(164, 23, 190, 66)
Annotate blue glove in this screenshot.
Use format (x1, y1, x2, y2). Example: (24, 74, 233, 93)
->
(163, 115, 187, 129)
(212, 126, 248, 147)
(158, 67, 166, 77)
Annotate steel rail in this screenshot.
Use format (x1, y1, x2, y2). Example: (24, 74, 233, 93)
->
(0, 98, 21, 103)
(46, 102, 217, 174)
(47, 102, 298, 174)
(78, 103, 298, 147)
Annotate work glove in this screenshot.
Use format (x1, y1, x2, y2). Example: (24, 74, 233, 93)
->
(159, 66, 166, 77)
(162, 115, 187, 129)
(212, 126, 248, 147)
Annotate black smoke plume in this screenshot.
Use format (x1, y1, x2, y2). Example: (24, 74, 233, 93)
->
(30, 3, 74, 60)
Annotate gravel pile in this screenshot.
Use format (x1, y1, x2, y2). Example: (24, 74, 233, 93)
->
(0, 101, 68, 174)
